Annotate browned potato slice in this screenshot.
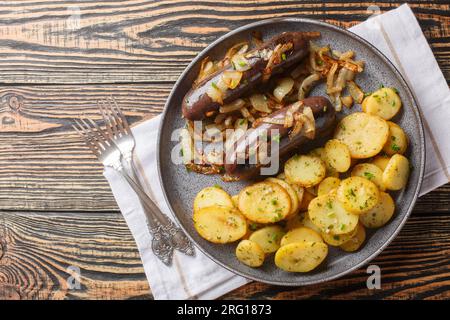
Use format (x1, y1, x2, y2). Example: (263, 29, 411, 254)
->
(337, 177, 380, 214)
(334, 112, 389, 159)
(340, 223, 366, 252)
(193, 205, 247, 243)
(371, 155, 391, 171)
(290, 183, 305, 206)
(236, 240, 265, 267)
(362, 87, 402, 120)
(317, 177, 341, 196)
(321, 225, 358, 246)
(285, 213, 304, 231)
(277, 172, 286, 180)
(324, 139, 351, 172)
(266, 178, 299, 217)
(308, 193, 359, 235)
(359, 192, 395, 228)
(299, 190, 316, 211)
(280, 227, 323, 246)
(231, 195, 239, 207)
(383, 122, 408, 155)
(351, 163, 385, 191)
(309, 147, 339, 178)
(194, 186, 234, 212)
(238, 182, 291, 223)
(275, 241, 328, 272)
(285, 154, 326, 187)
(249, 225, 285, 254)
(382, 154, 410, 190)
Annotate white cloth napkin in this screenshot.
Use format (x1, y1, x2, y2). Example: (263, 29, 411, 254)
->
(104, 3, 450, 300)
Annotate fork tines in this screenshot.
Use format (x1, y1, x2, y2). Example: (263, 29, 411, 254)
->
(97, 97, 132, 137)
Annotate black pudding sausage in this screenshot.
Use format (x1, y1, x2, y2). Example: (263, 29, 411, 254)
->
(182, 32, 320, 120)
(224, 96, 336, 180)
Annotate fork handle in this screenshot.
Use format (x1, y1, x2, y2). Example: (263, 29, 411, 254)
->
(119, 167, 195, 258)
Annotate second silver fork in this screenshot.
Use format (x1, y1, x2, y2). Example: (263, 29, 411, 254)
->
(97, 97, 195, 259)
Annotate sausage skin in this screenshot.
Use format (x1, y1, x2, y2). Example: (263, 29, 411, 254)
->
(224, 96, 335, 180)
(182, 32, 319, 120)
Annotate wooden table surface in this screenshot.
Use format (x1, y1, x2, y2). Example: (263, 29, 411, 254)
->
(0, 0, 448, 300)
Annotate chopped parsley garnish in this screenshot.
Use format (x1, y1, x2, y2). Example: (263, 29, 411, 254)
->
(391, 143, 401, 152)
(249, 223, 258, 231)
(316, 59, 323, 66)
(281, 53, 287, 61)
(211, 82, 219, 90)
(379, 84, 385, 89)
(348, 188, 356, 197)
(364, 172, 375, 180)
(238, 61, 247, 67)
(326, 200, 333, 209)
(271, 199, 278, 206)
(213, 184, 222, 189)
(180, 148, 184, 156)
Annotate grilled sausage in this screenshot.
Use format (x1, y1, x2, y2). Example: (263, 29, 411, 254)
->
(224, 96, 335, 180)
(182, 32, 320, 120)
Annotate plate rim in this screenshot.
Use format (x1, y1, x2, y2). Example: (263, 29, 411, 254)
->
(157, 17, 425, 286)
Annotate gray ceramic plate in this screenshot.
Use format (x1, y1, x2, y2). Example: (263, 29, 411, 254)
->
(157, 18, 425, 286)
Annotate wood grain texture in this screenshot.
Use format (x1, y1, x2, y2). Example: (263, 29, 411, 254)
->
(0, 0, 447, 84)
(0, 210, 151, 300)
(0, 85, 166, 211)
(0, 210, 448, 300)
(0, 0, 449, 300)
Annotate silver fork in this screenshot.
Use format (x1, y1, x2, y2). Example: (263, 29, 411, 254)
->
(73, 117, 177, 266)
(97, 97, 195, 257)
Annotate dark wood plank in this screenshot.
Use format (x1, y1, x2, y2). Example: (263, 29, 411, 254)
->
(0, 84, 167, 211)
(0, 210, 448, 300)
(0, 1, 447, 84)
(222, 212, 450, 300)
(0, 210, 151, 300)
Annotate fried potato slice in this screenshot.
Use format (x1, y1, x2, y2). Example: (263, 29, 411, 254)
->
(231, 195, 239, 207)
(317, 177, 341, 196)
(275, 241, 328, 272)
(351, 163, 385, 191)
(285, 154, 326, 187)
(321, 225, 358, 246)
(362, 87, 402, 120)
(334, 112, 389, 159)
(280, 227, 323, 246)
(194, 186, 234, 213)
(308, 193, 359, 235)
(371, 155, 391, 171)
(383, 121, 408, 156)
(336, 177, 380, 214)
(359, 192, 395, 228)
(238, 182, 291, 223)
(299, 190, 316, 211)
(236, 240, 265, 267)
(266, 178, 299, 217)
(324, 139, 351, 172)
(382, 154, 410, 190)
(309, 147, 339, 178)
(193, 205, 247, 243)
(340, 223, 366, 252)
(249, 225, 285, 254)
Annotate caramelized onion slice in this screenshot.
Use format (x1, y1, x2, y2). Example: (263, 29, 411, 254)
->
(298, 73, 321, 100)
(249, 94, 271, 113)
(222, 70, 243, 89)
(219, 98, 245, 113)
(347, 80, 364, 104)
(274, 77, 295, 102)
(231, 54, 252, 71)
